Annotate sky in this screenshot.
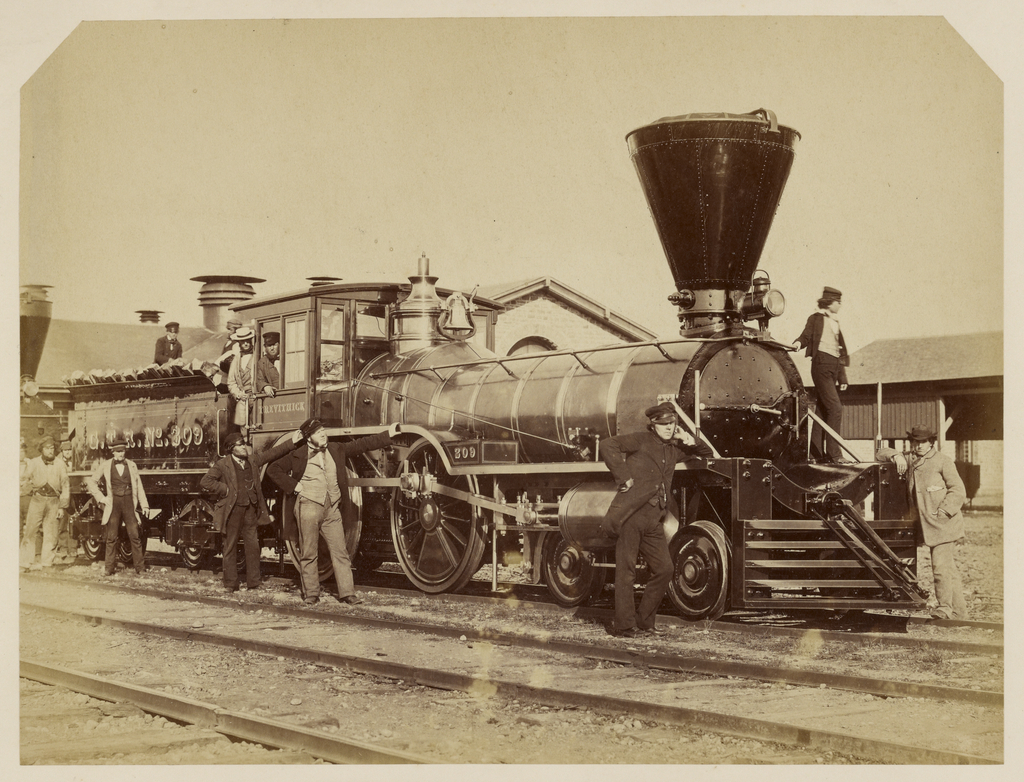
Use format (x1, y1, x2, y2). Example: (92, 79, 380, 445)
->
(3, 2, 1022, 779)
(7, 3, 1013, 358)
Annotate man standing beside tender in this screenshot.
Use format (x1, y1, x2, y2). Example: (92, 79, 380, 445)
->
(19, 435, 69, 571)
(600, 403, 713, 637)
(85, 437, 150, 576)
(877, 425, 969, 620)
(200, 429, 304, 593)
(268, 417, 399, 606)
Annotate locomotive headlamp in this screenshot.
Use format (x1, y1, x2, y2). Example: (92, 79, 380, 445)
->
(739, 270, 786, 325)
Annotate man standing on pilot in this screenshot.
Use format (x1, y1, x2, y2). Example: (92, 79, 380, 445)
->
(600, 402, 713, 637)
(793, 286, 851, 463)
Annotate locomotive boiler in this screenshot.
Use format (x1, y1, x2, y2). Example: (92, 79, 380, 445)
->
(64, 109, 926, 620)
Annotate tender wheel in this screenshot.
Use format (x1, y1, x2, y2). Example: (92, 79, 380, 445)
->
(180, 545, 214, 571)
(542, 534, 607, 607)
(391, 440, 486, 593)
(116, 533, 148, 567)
(82, 538, 104, 562)
(668, 521, 730, 620)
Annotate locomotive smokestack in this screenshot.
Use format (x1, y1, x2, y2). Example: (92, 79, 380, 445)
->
(191, 275, 266, 331)
(626, 109, 800, 333)
(20, 284, 52, 382)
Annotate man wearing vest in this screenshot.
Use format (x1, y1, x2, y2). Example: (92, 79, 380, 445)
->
(268, 417, 399, 605)
(85, 436, 150, 575)
(19, 435, 69, 571)
(201, 429, 304, 592)
(793, 286, 851, 463)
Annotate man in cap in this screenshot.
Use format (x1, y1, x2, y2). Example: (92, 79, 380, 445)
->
(599, 402, 713, 637)
(793, 286, 851, 463)
(54, 440, 78, 564)
(219, 318, 244, 372)
(268, 417, 401, 605)
(85, 436, 150, 575)
(19, 435, 69, 571)
(255, 331, 281, 396)
(154, 321, 183, 365)
(877, 426, 969, 619)
(200, 428, 305, 593)
(226, 326, 258, 433)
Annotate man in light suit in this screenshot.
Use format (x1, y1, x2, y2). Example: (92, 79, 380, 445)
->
(200, 429, 303, 592)
(19, 435, 69, 570)
(85, 436, 150, 575)
(600, 403, 713, 637)
(268, 417, 398, 606)
(877, 425, 969, 620)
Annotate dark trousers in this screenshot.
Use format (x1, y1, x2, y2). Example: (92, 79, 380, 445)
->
(614, 506, 673, 631)
(810, 353, 844, 458)
(105, 493, 144, 573)
(222, 503, 261, 588)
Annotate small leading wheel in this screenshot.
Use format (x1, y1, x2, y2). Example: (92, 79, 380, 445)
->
(180, 545, 214, 571)
(542, 534, 607, 607)
(82, 538, 104, 562)
(668, 521, 731, 620)
(391, 440, 486, 593)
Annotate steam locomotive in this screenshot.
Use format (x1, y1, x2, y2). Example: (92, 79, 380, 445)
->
(62, 109, 926, 619)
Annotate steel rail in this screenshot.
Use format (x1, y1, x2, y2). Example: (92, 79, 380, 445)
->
(19, 659, 429, 764)
(22, 598, 1002, 708)
(19, 607, 998, 765)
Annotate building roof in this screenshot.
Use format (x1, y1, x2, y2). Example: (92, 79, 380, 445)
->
(33, 319, 220, 387)
(476, 277, 659, 342)
(791, 330, 1003, 387)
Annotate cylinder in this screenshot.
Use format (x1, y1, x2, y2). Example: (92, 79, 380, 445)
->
(557, 482, 619, 551)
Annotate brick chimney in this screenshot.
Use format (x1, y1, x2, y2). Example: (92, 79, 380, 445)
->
(191, 275, 265, 331)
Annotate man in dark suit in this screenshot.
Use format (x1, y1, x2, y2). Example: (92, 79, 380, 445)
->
(154, 322, 183, 365)
(793, 286, 850, 463)
(268, 417, 399, 605)
(200, 429, 303, 592)
(600, 402, 713, 637)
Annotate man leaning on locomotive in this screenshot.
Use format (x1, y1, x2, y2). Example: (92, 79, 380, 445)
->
(268, 417, 400, 606)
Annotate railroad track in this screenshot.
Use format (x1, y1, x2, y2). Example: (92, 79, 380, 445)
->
(78, 549, 1006, 636)
(20, 575, 1003, 763)
(20, 662, 428, 764)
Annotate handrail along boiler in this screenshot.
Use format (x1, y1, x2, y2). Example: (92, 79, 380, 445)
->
(66, 109, 924, 619)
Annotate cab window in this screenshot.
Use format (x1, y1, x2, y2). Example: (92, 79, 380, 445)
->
(283, 316, 306, 388)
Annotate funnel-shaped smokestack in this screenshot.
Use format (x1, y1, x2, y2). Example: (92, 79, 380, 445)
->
(20, 284, 53, 381)
(627, 109, 799, 332)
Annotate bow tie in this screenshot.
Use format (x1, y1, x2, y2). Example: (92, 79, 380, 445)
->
(308, 446, 326, 455)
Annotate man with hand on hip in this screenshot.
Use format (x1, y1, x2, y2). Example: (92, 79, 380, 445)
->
(268, 417, 399, 606)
